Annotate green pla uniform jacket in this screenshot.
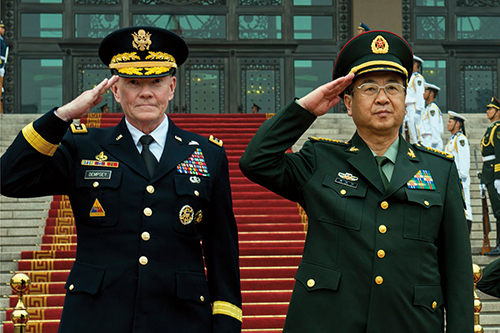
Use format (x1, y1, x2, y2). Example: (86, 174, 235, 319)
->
(239, 100, 473, 332)
(1, 110, 242, 333)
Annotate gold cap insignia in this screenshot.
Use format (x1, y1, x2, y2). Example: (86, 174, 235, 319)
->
(179, 205, 194, 225)
(132, 29, 152, 51)
(95, 151, 108, 161)
(371, 35, 389, 54)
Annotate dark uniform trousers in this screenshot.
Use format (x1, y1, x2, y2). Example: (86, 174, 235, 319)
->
(1, 110, 242, 333)
(240, 100, 473, 332)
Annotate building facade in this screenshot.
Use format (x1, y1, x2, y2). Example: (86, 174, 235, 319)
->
(1, 0, 499, 114)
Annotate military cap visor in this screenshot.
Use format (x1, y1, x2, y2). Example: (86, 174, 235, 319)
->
(448, 110, 466, 122)
(487, 96, 500, 110)
(332, 30, 413, 91)
(99, 26, 189, 78)
(424, 82, 440, 91)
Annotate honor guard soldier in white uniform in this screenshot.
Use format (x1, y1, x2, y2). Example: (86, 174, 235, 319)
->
(421, 83, 443, 150)
(446, 111, 472, 232)
(482, 96, 500, 255)
(405, 55, 426, 143)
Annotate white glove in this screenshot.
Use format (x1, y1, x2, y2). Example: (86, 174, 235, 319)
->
(495, 179, 500, 195)
(0, 67, 4, 77)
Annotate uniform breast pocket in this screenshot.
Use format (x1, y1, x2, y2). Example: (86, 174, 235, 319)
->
(74, 168, 122, 227)
(173, 174, 212, 235)
(403, 189, 443, 242)
(319, 173, 368, 231)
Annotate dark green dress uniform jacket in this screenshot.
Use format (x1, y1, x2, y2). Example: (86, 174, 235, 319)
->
(477, 258, 500, 298)
(1, 110, 242, 333)
(239, 100, 473, 332)
(481, 121, 500, 218)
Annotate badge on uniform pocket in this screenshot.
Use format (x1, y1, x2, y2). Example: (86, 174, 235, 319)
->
(179, 205, 194, 225)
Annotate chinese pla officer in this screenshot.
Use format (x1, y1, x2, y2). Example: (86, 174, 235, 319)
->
(1, 26, 242, 332)
(482, 96, 500, 256)
(240, 30, 473, 332)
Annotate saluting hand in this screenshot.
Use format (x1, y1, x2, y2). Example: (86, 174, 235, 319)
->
(297, 73, 354, 117)
(55, 75, 120, 122)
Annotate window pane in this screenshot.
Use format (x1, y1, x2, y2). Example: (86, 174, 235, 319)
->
(75, 14, 120, 38)
(457, 16, 500, 39)
(422, 60, 447, 112)
(239, 15, 282, 39)
(133, 15, 225, 39)
(462, 66, 495, 113)
(294, 16, 333, 39)
(134, 0, 224, 4)
(75, 0, 120, 4)
(416, 16, 445, 40)
(21, 13, 63, 38)
(239, 0, 282, 4)
(189, 70, 221, 113)
(416, 0, 445, 6)
(294, 0, 333, 5)
(21, 0, 61, 2)
(21, 59, 63, 113)
(294, 59, 334, 101)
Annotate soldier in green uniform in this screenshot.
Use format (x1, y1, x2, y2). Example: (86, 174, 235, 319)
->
(240, 30, 473, 332)
(481, 96, 500, 255)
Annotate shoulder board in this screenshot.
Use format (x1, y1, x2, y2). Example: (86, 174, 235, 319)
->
(209, 135, 223, 147)
(309, 136, 349, 146)
(414, 143, 453, 160)
(70, 123, 88, 134)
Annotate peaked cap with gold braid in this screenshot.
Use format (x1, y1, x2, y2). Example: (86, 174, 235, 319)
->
(98, 26, 189, 78)
(487, 96, 500, 110)
(332, 30, 413, 97)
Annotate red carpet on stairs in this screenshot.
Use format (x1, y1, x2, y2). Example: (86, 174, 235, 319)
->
(3, 113, 307, 333)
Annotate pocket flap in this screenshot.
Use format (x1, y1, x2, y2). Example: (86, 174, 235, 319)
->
(75, 167, 122, 189)
(65, 261, 106, 295)
(406, 189, 442, 208)
(414, 285, 444, 312)
(176, 271, 211, 303)
(295, 262, 342, 292)
(322, 173, 367, 198)
(174, 174, 212, 200)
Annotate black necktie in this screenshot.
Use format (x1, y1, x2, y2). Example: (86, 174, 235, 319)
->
(140, 135, 157, 178)
(375, 156, 390, 189)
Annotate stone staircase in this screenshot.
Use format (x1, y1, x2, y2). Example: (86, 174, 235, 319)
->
(1, 111, 500, 331)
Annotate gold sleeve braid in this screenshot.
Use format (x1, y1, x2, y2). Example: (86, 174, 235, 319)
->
(212, 301, 243, 322)
(22, 122, 59, 156)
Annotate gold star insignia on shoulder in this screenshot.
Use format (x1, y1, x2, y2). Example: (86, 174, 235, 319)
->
(70, 123, 88, 134)
(209, 135, 223, 147)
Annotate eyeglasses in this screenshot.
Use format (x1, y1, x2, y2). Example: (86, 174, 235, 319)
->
(356, 83, 406, 97)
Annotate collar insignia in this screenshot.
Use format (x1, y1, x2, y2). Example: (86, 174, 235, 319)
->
(408, 148, 416, 158)
(349, 146, 359, 152)
(175, 136, 183, 142)
(116, 134, 123, 141)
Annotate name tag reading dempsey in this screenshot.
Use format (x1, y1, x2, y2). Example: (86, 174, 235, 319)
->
(85, 170, 112, 180)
